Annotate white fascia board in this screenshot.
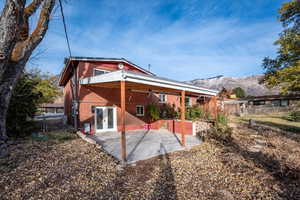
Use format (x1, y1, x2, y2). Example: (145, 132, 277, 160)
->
(80, 71, 124, 85)
(123, 71, 218, 96)
(70, 57, 154, 76)
(125, 76, 217, 96)
(80, 70, 218, 96)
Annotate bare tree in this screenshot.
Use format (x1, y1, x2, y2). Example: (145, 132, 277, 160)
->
(0, 0, 56, 157)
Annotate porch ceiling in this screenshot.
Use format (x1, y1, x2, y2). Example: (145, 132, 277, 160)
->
(80, 70, 218, 96)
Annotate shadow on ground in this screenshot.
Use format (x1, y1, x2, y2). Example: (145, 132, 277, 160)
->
(93, 143, 178, 199)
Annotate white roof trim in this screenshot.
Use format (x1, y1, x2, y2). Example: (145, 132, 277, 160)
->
(68, 57, 155, 76)
(80, 70, 218, 96)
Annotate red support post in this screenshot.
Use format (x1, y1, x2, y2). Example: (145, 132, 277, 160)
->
(181, 90, 186, 146)
(120, 81, 126, 163)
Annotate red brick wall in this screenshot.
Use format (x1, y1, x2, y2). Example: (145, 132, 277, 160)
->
(78, 87, 158, 133)
(64, 80, 73, 124)
(78, 61, 146, 79)
(63, 60, 199, 134)
(150, 120, 193, 135)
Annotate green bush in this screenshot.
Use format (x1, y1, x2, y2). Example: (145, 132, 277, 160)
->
(288, 111, 300, 122)
(6, 70, 61, 138)
(6, 73, 42, 137)
(216, 112, 228, 125)
(147, 104, 160, 121)
(185, 105, 203, 120)
(160, 103, 178, 119)
(185, 105, 211, 121)
(208, 124, 233, 143)
(207, 112, 232, 142)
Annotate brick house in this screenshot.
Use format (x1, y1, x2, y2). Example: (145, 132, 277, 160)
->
(59, 57, 218, 160)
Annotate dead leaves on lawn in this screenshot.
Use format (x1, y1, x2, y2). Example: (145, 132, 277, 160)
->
(0, 125, 299, 199)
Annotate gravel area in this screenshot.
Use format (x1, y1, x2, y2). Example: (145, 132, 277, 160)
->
(0, 124, 299, 199)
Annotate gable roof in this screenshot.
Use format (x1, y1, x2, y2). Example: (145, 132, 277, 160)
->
(59, 56, 155, 86)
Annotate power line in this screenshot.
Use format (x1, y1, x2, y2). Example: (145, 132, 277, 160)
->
(58, 0, 72, 57)
(58, 0, 78, 131)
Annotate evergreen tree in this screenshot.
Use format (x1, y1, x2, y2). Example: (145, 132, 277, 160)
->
(262, 0, 300, 94)
(232, 87, 246, 98)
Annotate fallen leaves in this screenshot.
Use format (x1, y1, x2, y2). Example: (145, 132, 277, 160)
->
(0, 124, 299, 199)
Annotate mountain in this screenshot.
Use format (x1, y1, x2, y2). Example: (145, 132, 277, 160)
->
(189, 74, 279, 96)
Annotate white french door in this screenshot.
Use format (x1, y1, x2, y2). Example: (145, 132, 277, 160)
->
(95, 107, 117, 132)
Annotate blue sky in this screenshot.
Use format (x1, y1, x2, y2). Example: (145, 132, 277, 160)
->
(1, 0, 287, 80)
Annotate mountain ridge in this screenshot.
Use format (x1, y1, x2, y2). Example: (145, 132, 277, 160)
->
(188, 74, 279, 96)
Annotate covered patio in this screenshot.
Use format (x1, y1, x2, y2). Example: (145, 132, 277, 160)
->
(80, 70, 218, 163)
(88, 129, 202, 163)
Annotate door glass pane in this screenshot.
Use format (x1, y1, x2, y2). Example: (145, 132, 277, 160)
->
(96, 108, 103, 130)
(107, 108, 114, 129)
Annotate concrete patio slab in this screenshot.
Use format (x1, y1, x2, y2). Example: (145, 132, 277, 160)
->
(87, 129, 202, 163)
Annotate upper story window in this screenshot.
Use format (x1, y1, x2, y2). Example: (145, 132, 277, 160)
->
(159, 94, 167, 103)
(93, 68, 110, 76)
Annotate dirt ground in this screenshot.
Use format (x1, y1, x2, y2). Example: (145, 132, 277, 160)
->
(0, 123, 299, 200)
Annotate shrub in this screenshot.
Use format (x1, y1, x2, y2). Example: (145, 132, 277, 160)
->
(186, 105, 203, 120)
(185, 105, 211, 121)
(6, 70, 61, 138)
(160, 103, 178, 119)
(6, 73, 42, 137)
(207, 112, 232, 143)
(208, 124, 233, 143)
(216, 112, 228, 125)
(147, 104, 160, 121)
(288, 111, 300, 122)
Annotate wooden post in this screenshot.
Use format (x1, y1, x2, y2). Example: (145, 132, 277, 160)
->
(212, 96, 217, 119)
(181, 90, 186, 146)
(120, 81, 126, 163)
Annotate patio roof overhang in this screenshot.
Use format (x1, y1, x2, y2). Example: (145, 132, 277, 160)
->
(80, 70, 218, 96)
(80, 70, 218, 163)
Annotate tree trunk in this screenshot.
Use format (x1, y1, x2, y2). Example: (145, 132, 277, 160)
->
(0, 0, 55, 157)
(0, 61, 25, 157)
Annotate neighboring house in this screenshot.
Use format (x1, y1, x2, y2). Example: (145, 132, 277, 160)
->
(220, 95, 300, 115)
(39, 103, 64, 114)
(59, 57, 218, 144)
(246, 95, 300, 107)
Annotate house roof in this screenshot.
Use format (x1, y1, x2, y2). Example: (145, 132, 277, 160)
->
(241, 95, 300, 101)
(59, 56, 155, 86)
(80, 70, 219, 96)
(40, 103, 64, 108)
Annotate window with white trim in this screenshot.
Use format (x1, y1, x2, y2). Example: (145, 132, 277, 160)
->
(159, 94, 167, 103)
(136, 105, 144, 116)
(185, 97, 191, 106)
(93, 68, 110, 76)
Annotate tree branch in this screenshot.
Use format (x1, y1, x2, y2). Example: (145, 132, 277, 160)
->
(10, 0, 55, 62)
(24, 0, 44, 17)
(29, 0, 55, 45)
(0, 0, 26, 80)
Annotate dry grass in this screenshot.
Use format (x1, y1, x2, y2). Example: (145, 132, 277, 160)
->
(0, 125, 299, 199)
(236, 112, 300, 134)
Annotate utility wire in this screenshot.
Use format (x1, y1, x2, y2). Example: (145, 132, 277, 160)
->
(58, 0, 72, 57)
(58, 0, 78, 131)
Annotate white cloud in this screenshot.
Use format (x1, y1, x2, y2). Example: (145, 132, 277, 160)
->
(25, 0, 283, 81)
